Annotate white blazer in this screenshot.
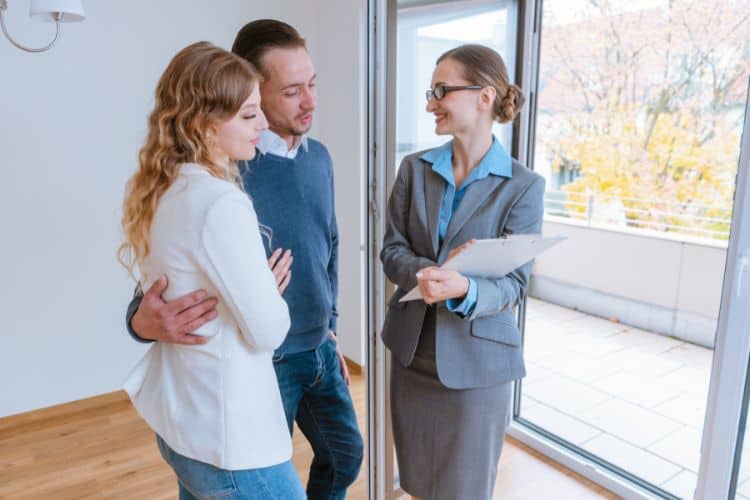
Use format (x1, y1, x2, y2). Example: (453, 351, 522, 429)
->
(123, 163, 291, 470)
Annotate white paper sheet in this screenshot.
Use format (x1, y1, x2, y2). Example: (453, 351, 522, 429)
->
(399, 234, 566, 302)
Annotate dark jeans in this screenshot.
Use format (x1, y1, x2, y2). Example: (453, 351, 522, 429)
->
(273, 337, 364, 500)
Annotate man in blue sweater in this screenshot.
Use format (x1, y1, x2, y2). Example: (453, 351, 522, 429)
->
(125, 20, 363, 500)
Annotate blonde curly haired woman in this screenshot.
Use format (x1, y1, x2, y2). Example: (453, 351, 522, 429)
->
(120, 41, 304, 499)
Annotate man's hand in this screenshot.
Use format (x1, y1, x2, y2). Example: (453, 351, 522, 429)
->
(416, 267, 470, 305)
(130, 276, 218, 345)
(268, 248, 293, 294)
(329, 331, 351, 386)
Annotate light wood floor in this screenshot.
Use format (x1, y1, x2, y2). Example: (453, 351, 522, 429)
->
(0, 373, 618, 499)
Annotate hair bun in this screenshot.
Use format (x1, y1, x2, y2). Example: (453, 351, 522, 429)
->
(496, 84, 525, 123)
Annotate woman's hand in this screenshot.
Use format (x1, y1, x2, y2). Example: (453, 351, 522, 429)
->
(268, 248, 293, 294)
(416, 267, 470, 305)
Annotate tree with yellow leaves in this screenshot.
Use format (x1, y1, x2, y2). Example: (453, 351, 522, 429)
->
(537, 0, 750, 240)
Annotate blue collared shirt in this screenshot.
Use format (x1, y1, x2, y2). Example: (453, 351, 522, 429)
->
(419, 136, 512, 317)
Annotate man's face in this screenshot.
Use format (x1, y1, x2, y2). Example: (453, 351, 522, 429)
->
(259, 47, 317, 138)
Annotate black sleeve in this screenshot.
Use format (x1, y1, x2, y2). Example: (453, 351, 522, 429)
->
(126, 288, 152, 343)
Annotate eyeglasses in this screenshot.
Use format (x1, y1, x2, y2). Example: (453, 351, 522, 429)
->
(425, 84, 483, 102)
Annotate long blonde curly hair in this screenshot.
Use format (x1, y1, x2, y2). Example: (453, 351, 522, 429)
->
(118, 41, 261, 279)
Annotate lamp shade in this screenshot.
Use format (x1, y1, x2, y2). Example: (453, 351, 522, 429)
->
(30, 0, 85, 22)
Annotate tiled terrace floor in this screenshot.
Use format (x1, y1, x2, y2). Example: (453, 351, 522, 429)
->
(521, 298, 747, 499)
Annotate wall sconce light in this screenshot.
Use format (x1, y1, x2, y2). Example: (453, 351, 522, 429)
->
(0, 0, 85, 53)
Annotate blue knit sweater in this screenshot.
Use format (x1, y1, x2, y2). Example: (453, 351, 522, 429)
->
(240, 139, 339, 355)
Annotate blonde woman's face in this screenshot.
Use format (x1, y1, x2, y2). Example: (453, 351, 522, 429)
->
(214, 85, 268, 161)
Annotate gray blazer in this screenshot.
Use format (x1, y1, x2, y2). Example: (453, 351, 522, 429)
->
(380, 150, 545, 389)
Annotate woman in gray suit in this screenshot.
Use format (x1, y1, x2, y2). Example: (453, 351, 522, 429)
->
(380, 44, 545, 500)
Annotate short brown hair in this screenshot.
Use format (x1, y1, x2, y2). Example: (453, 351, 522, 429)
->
(231, 19, 307, 77)
(437, 44, 524, 123)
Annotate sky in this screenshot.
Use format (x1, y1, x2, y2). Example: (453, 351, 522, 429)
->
(544, 0, 668, 25)
(415, 0, 669, 41)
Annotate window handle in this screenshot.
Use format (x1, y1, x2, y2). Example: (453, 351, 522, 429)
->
(735, 251, 750, 297)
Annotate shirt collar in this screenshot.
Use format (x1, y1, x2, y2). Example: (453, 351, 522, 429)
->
(256, 129, 309, 159)
(420, 136, 512, 186)
(179, 163, 210, 176)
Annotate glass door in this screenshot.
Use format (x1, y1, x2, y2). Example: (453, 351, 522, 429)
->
(371, 0, 526, 497)
(371, 1, 750, 499)
(511, 2, 750, 499)
(395, 3, 523, 497)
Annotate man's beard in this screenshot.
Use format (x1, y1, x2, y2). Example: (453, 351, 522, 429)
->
(270, 115, 313, 138)
(290, 119, 312, 136)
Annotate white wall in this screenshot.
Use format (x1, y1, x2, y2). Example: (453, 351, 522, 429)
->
(308, 0, 368, 365)
(0, 0, 368, 417)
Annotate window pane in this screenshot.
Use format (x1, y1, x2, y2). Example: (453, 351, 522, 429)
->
(521, 1, 750, 497)
(393, 0, 519, 493)
(396, 1, 518, 168)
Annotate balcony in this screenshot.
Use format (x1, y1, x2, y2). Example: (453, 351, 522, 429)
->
(531, 210, 727, 349)
(521, 208, 737, 497)
(522, 297, 725, 498)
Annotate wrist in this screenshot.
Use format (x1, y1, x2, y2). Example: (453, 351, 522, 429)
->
(130, 313, 151, 341)
(459, 276, 470, 299)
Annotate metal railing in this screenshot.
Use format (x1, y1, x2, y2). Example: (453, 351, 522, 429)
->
(544, 190, 733, 241)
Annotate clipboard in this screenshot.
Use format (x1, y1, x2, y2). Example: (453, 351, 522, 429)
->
(399, 234, 566, 302)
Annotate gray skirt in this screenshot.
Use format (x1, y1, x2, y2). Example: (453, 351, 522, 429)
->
(390, 308, 513, 500)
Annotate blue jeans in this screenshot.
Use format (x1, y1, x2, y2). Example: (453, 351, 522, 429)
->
(273, 337, 364, 500)
(155, 435, 305, 500)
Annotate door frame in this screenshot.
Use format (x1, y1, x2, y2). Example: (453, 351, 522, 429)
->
(694, 82, 750, 500)
(367, 0, 401, 498)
